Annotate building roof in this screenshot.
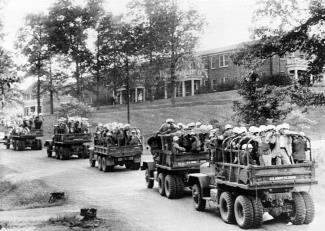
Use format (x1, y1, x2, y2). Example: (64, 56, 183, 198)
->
(196, 41, 250, 56)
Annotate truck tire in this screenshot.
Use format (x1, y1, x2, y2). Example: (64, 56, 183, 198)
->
(249, 196, 263, 228)
(125, 161, 131, 169)
(192, 183, 206, 211)
(174, 175, 184, 198)
(290, 192, 306, 225)
(17, 141, 25, 151)
(234, 195, 254, 229)
(12, 140, 17, 150)
(102, 157, 113, 172)
(98, 157, 103, 171)
(300, 191, 314, 224)
(47, 148, 52, 157)
(131, 162, 140, 170)
(158, 173, 165, 196)
(89, 159, 96, 167)
(6, 141, 10, 149)
(37, 140, 42, 150)
(219, 191, 235, 224)
(145, 169, 154, 189)
(164, 175, 177, 199)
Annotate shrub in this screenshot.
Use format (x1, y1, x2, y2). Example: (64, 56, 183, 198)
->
(55, 101, 94, 118)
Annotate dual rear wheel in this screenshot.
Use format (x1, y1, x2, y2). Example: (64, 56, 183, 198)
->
(157, 173, 184, 199)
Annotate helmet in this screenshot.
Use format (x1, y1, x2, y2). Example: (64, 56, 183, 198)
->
(173, 136, 179, 142)
(282, 123, 290, 130)
(240, 127, 247, 133)
(225, 124, 232, 130)
(299, 131, 305, 136)
(233, 127, 240, 134)
(266, 125, 276, 131)
(259, 125, 267, 132)
(166, 118, 174, 123)
(248, 126, 258, 133)
(187, 122, 195, 127)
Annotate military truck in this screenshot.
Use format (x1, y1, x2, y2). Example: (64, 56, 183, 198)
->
(89, 128, 143, 172)
(5, 127, 43, 151)
(142, 133, 210, 199)
(187, 134, 317, 229)
(45, 133, 91, 160)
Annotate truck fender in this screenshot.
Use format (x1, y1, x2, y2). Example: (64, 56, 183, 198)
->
(141, 161, 156, 171)
(44, 140, 53, 147)
(188, 173, 210, 190)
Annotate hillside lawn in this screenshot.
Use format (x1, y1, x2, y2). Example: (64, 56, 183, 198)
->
(89, 90, 325, 140)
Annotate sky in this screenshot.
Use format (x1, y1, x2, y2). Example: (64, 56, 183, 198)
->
(1, 0, 256, 52)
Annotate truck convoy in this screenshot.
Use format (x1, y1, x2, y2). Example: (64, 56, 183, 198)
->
(143, 120, 317, 228)
(89, 123, 143, 172)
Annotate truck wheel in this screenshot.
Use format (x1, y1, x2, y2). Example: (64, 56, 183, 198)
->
(165, 175, 177, 199)
(37, 140, 42, 150)
(192, 183, 206, 211)
(131, 162, 140, 170)
(145, 169, 154, 189)
(47, 149, 52, 157)
(125, 161, 131, 169)
(290, 192, 306, 225)
(158, 173, 165, 196)
(219, 191, 235, 224)
(234, 195, 254, 229)
(12, 140, 17, 150)
(98, 157, 103, 171)
(89, 159, 96, 167)
(18, 141, 25, 151)
(249, 196, 263, 228)
(175, 175, 184, 198)
(101, 158, 111, 172)
(300, 191, 314, 224)
(6, 141, 10, 149)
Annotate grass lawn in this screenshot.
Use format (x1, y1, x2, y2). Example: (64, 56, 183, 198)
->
(90, 90, 325, 140)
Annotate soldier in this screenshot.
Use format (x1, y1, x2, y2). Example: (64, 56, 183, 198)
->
(255, 125, 272, 166)
(129, 130, 141, 145)
(273, 123, 292, 165)
(158, 119, 178, 134)
(223, 124, 233, 138)
(171, 136, 185, 154)
(292, 132, 307, 163)
(240, 143, 256, 165)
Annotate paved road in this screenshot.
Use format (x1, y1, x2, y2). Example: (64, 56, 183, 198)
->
(0, 147, 324, 231)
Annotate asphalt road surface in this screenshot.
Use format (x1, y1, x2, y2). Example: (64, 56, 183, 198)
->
(0, 146, 324, 231)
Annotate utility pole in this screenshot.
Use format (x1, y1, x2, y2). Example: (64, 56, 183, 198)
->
(126, 58, 130, 123)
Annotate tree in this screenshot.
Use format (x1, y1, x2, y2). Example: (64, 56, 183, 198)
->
(128, 0, 205, 105)
(17, 13, 51, 115)
(0, 48, 18, 110)
(47, 0, 98, 101)
(232, 0, 325, 125)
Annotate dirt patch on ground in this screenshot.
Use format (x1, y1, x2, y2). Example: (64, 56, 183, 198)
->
(0, 179, 67, 211)
(0, 165, 18, 178)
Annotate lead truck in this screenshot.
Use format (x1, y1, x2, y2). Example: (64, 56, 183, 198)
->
(187, 134, 317, 229)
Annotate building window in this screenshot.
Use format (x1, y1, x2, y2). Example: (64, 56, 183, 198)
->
(202, 57, 209, 69)
(210, 56, 218, 69)
(219, 54, 229, 67)
(212, 79, 217, 89)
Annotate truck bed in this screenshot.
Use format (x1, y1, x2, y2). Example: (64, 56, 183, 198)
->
(215, 162, 317, 190)
(155, 151, 210, 170)
(54, 133, 92, 144)
(94, 144, 143, 158)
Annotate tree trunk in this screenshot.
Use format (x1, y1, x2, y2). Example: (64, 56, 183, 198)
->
(49, 57, 54, 115)
(75, 58, 81, 102)
(170, 61, 176, 105)
(96, 48, 100, 110)
(37, 59, 41, 115)
(125, 58, 130, 123)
